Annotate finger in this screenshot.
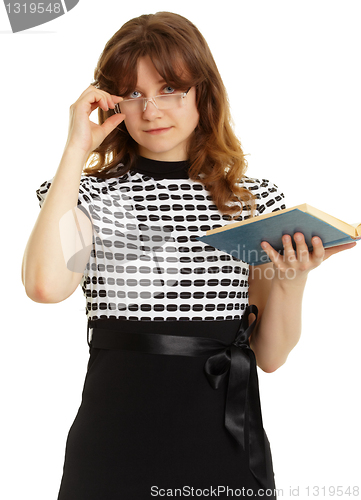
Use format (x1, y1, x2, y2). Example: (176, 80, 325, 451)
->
(282, 234, 297, 263)
(88, 89, 115, 112)
(101, 112, 126, 136)
(293, 232, 310, 264)
(98, 96, 123, 114)
(310, 236, 325, 262)
(106, 94, 122, 110)
(88, 101, 102, 114)
(80, 92, 111, 115)
(87, 87, 116, 109)
(111, 95, 124, 107)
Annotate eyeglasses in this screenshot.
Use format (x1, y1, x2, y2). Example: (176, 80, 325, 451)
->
(114, 88, 191, 115)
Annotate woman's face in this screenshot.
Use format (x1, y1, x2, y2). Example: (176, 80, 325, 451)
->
(123, 56, 200, 161)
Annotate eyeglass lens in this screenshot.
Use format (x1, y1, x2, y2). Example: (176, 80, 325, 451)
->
(115, 93, 186, 115)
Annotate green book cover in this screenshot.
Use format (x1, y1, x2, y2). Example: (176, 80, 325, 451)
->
(196, 207, 360, 266)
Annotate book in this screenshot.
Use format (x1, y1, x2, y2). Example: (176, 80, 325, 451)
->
(196, 204, 361, 266)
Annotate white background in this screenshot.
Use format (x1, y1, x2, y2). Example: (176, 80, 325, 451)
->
(1, 1, 360, 498)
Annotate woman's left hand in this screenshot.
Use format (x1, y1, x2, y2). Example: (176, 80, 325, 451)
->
(260, 233, 357, 285)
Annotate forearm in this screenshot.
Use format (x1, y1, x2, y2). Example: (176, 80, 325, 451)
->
(248, 231, 355, 373)
(250, 275, 307, 372)
(22, 146, 89, 301)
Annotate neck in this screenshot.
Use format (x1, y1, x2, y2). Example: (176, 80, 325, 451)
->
(138, 153, 188, 162)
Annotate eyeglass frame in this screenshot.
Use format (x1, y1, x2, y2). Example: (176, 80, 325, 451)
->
(114, 87, 192, 114)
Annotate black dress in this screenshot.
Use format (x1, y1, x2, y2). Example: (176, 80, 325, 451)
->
(36, 156, 286, 499)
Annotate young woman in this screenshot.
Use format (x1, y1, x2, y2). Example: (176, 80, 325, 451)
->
(23, 11, 355, 500)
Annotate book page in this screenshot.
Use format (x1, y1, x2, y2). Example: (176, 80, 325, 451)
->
(350, 222, 361, 236)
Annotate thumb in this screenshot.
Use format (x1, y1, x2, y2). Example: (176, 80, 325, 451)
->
(101, 112, 126, 136)
(323, 241, 357, 261)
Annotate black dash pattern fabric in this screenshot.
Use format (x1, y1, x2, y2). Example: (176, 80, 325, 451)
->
(35, 157, 286, 322)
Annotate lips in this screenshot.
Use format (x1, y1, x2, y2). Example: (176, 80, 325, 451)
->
(144, 127, 172, 134)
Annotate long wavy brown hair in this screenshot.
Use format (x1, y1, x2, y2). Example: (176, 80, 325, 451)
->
(84, 11, 256, 220)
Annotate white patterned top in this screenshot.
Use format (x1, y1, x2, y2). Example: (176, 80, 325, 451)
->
(36, 157, 286, 321)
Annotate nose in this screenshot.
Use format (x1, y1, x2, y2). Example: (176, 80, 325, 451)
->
(142, 98, 163, 120)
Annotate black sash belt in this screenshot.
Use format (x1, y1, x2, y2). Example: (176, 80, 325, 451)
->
(87, 304, 268, 488)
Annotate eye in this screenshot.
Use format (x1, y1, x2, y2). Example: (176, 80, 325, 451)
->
(129, 91, 142, 99)
(162, 86, 176, 94)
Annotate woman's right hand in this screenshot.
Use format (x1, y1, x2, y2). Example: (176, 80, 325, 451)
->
(64, 85, 126, 157)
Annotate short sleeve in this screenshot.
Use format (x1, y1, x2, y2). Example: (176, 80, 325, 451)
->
(35, 176, 54, 208)
(236, 177, 286, 216)
(35, 174, 97, 223)
(253, 179, 286, 215)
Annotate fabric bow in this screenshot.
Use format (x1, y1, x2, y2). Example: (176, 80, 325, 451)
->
(203, 304, 268, 487)
(89, 303, 270, 488)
